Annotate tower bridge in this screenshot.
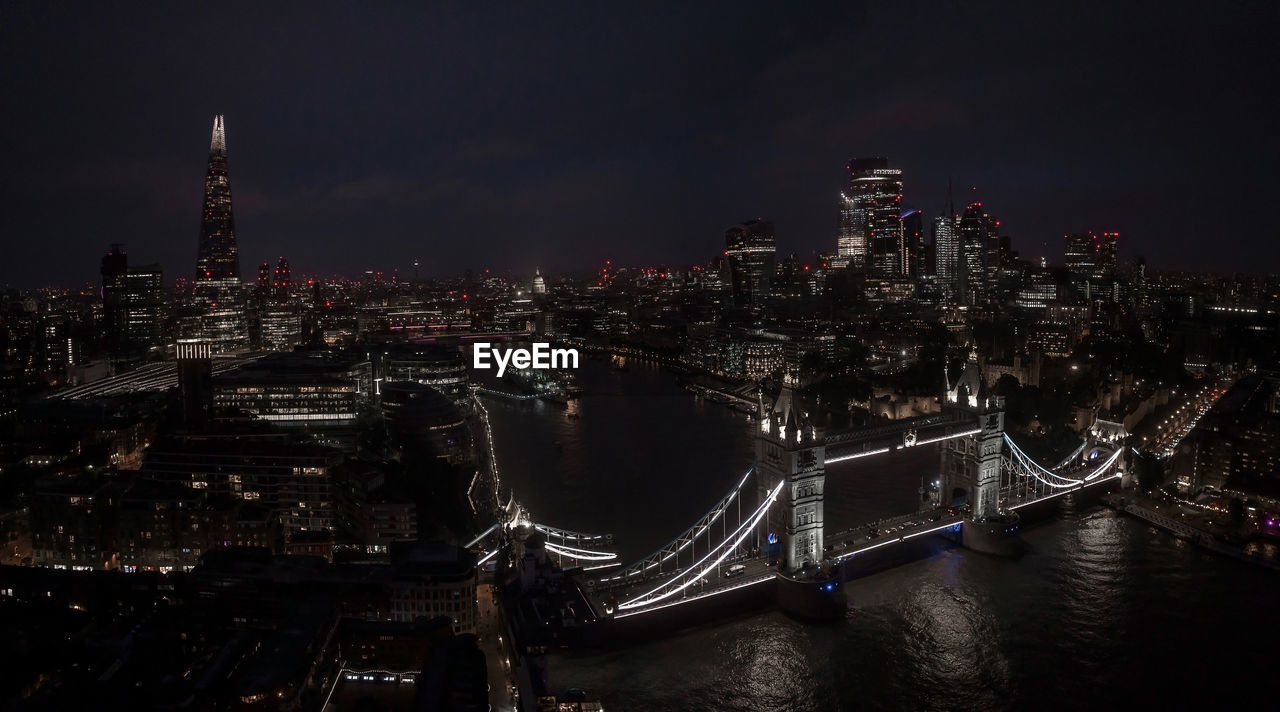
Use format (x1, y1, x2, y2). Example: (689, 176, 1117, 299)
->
(474, 352, 1129, 625)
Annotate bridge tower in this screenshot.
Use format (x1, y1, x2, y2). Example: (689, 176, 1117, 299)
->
(941, 349, 1020, 554)
(756, 374, 825, 573)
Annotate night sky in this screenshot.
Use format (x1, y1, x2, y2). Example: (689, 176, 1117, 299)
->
(2, 1, 1276, 288)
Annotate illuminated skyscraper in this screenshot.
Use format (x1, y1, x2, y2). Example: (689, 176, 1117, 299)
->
(836, 158, 904, 275)
(101, 245, 163, 355)
(958, 201, 998, 304)
(932, 181, 960, 300)
(1064, 231, 1119, 298)
(196, 116, 239, 282)
(902, 208, 924, 277)
(190, 116, 249, 352)
(725, 219, 776, 308)
(273, 256, 292, 299)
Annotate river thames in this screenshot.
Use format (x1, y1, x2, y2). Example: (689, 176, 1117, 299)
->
(482, 359, 1278, 711)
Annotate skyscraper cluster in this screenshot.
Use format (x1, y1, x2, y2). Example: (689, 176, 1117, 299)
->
(831, 159, 1018, 305)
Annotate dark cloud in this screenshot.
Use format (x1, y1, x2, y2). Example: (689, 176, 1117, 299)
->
(1, 0, 1276, 286)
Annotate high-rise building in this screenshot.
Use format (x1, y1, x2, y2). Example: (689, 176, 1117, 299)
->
(934, 214, 959, 294)
(101, 245, 163, 356)
(836, 158, 904, 275)
(725, 219, 776, 308)
(273, 256, 292, 299)
(256, 261, 272, 295)
(901, 209, 924, 277)
(932, 182, 960, 300)
(190, 116, 249, 352)
(1064, 231, 1119, 298)
(958, 201, 998, 304)
(196, 116, 239, 282)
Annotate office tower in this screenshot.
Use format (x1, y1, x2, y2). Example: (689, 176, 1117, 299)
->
(932, 181, 960, 300)
(257, 262, 272, 295)
(902, 209, 924, 277)
(195, 116, 239, 282)
(101, 245, 163, 356)
(836, 158, 904, 275)
(958, 201, 998, 304)
(1064, 231, 1119, 297)
(273, 256, 292, 299)
(725, 219, 777, 308)
(1097, 232, 1119, 275)
(191, 116, 249, 351)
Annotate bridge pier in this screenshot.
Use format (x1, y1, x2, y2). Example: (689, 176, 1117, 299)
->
(942, 354, 1022, 556)
(756, 375, 847, 620)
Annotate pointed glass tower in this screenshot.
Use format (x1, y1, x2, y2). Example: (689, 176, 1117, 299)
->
(195, 115, 240, 281)
(188, 115, 249, 352)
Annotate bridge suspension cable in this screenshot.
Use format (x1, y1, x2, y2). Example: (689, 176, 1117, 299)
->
(464, 523, 500, 549)
(1052, 439, 1089, 470)
(1003, 434, 1125, 490)
(1004, 435, 1086, 487)
(596, 465, 755, 585)
(533, 523, 611, 544)
(543, 541, 619, 562)
(616, 477, 784, 611)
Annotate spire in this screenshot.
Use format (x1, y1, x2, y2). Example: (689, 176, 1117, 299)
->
(210, 115, 226, 155)
(945, 176, 955, 216)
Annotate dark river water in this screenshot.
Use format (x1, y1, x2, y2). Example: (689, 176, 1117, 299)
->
(482, 359, 1278, 711)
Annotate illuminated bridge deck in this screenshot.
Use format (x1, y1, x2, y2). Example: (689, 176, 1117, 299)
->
(591, 470, 1122, 619)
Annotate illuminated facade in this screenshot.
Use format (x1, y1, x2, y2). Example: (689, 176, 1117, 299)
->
(756, 374, 825, 573)
(725, 219, 776, 308)
(378, 344, 471, 412)
(212, 352, 373, 427)
(141, 433, 342, 543)
(1064, 231, 1119, 298)
(934, 212, 960, 298)
(957, 202, 998, 304)
(836, 158, 904, 275)
(192, 115, 249, 352)
(196, 115, 240, 282)
(101, 245, 163, 355)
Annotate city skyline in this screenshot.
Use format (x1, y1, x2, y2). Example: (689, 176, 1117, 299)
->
(3, 1, 1277, 287)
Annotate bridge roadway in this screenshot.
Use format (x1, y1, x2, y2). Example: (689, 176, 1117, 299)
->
(588, 510, 969, 619)
(591, 470, 1124, 619)
(823, 412, 977, 462)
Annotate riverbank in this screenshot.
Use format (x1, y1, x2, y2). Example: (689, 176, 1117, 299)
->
(1104, 493, 1280, 571)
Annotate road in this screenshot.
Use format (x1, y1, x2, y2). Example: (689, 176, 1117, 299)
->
(1141, 378, 1233, 458)
(476, 583, 518, 712)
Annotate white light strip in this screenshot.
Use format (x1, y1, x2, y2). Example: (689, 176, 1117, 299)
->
(534, 524, 607, 541)
(465, 523, 500, 549)
(1010, 471, 1121, 509)
(1083, 448, 1123, 480)
(605, 466, 754, 582)
(618, 478, 783, 610)
(835, 519, 963, 560)
(544, 542, 618, 561)
(914, 429, 981, 446)
(1004, 435, 1083, 486)
(478, 548, 499, 565)
(612, 573, 774, 619)
(541, 539, 617, 557)
(583, 562, 621, 571)
(827, 447, 891, 464)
